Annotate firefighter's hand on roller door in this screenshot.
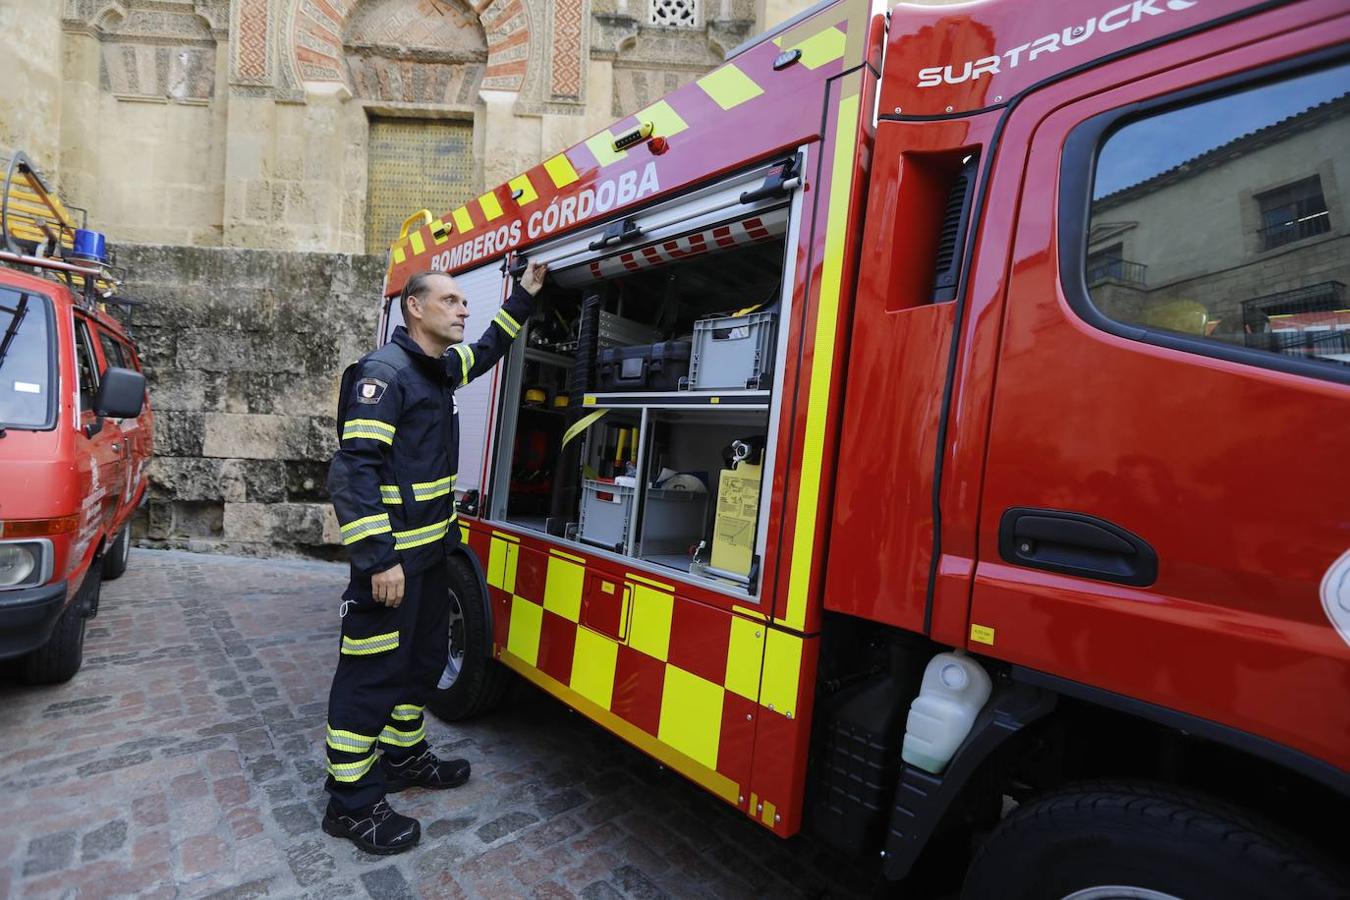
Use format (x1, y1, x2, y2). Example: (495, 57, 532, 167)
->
(521, 260, 549, 296)
(372, 563, 405, 607)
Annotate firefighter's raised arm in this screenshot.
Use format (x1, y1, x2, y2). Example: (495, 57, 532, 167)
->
(445, 261, 548, 388)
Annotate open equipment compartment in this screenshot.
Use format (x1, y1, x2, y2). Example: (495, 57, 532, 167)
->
(489, 156, 799, 596)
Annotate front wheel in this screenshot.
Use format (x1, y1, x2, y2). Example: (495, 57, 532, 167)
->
(102, 521, 131, 580)
(962, 781, 1347, 900)
(20, 566, 98, 685)
(426, 552, 512, 721)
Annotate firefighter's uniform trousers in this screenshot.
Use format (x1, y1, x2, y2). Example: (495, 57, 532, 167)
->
(323, 285, 533, 812)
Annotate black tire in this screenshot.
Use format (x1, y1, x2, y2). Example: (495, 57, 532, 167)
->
(102, 522, 131, 580)
(20, 566, 98, 685)
(426, 552, 512, 721)
(962, 781, 1348, 900)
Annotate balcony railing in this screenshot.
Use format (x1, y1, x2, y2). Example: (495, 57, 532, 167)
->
(1259, 209, 1330, 250)
(1087, 258, 1148, 287)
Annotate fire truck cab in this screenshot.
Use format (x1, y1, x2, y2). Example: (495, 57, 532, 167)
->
(0, 153, 152, 684)
(375, 0, 1348, 893)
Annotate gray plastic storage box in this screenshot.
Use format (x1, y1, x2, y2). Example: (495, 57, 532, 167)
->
(639, 489, 709, 556)
(689, 311, 777, 390)
(578, 478, 636, 550)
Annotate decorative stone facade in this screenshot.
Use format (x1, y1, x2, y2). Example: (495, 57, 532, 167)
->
(9, 0, 824, 257)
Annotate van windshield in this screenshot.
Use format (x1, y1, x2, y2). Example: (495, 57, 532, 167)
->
(0, 288, 56, 429)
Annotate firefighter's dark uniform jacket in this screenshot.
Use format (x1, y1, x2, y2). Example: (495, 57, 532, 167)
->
(329, 284, 533, 579)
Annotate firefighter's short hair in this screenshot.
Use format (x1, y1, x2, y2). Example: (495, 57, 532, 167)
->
(399, 269, 448, 323)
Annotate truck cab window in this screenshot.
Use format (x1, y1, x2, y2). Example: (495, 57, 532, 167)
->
(74, 318, 100, 413)
(1086, 61, 1350, 375)
(98, 332, 126, 372)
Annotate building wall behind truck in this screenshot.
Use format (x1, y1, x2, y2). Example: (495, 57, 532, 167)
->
(0, 0, 65, 176)
(116, 244, 387, 559)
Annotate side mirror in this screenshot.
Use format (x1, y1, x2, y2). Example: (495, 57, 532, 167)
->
(94, 367, 146, 420)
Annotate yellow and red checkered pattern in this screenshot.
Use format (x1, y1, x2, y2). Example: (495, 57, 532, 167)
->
(470, 528, 815, 832)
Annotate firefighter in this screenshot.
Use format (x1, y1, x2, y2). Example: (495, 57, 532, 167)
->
(321, 260, 548, 854)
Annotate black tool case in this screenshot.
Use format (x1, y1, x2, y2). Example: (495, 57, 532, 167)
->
(596, 341, 691, 392)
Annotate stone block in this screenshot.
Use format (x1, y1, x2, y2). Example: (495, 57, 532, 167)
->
(171, 500, 225, 538)
(202, 413, 312, 460)
(284, 460, 330, 503)
(176, 331, 305, 374)
(154, 411, 206, 457)
(222, 502, 330, 545)
(149, 457, 244, 502)
(230, 459, 288, 503)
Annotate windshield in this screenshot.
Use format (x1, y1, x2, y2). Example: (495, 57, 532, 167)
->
(0, 287, 56, 429)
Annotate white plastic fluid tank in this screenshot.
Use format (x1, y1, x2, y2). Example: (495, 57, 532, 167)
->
(901, 651, 993, 774)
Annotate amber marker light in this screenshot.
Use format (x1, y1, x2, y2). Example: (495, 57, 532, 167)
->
(0, 515, 81, 538)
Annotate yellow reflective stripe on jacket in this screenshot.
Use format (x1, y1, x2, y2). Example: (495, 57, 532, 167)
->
(326, 726, 378, 754)
(340, 630, 400, 656)
(379, 722, 427, 747)
(340, 513, 392, 545)
(380, 485, 402, 505)
(327, 752, 377, 782)
(342, 418, 396, 445)
(393, 517, 453, 550)
(494, 308, 521, 338)
(391, 704, 423, 721)
(450, 344, 473, 386)
(411, 475, 455, 502)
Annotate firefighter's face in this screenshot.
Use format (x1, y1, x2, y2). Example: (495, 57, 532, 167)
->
(410, 274, 468, 343)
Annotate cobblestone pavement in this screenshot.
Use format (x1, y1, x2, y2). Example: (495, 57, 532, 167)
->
(0, 550, 877, 900)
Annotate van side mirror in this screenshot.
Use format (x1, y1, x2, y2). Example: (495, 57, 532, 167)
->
(94, 367, 146, 419)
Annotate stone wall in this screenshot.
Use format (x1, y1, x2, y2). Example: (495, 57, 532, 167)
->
(116, 244, 387, 560)
(0, 0, 65, 169)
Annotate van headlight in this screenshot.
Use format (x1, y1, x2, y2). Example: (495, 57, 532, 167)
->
(0, 542, 44, 588)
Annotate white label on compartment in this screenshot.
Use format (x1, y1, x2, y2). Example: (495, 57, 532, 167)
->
(14, 381, 41, 394)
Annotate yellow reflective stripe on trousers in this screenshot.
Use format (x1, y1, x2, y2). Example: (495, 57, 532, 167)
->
(326, 726, 378, 754)
(341, 630, 400, 655)
(340, 513, 391, 545)
(380, 485, 402, 504)
(494, 308, 521, 338)
(391, 704, 423, 721)
(450, 344, 474, 386)
(393, 517, 453, 550)
(342, 418, 396, 445)
(411, 475, 455, 502)
(379, 722, 426, 747)
(327, 752, 377, 782)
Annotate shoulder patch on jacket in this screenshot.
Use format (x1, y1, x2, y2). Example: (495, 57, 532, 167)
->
(354, 377, 388, 404)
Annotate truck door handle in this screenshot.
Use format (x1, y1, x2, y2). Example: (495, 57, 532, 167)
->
(998, 508, 1157, 587)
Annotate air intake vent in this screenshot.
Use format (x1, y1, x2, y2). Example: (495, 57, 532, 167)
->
(930, 154, 979, 303)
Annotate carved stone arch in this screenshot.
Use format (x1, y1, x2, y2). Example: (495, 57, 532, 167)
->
(92, 2, 128, 31)
(285, 0, 531, 97)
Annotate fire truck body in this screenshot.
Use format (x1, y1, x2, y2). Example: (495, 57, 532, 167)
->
(377, 0, 1349, 888)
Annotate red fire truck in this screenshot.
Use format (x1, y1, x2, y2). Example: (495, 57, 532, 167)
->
(372, 0, 1349, 893)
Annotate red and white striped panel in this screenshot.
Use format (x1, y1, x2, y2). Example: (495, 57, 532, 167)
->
(553, 208, 789, 287)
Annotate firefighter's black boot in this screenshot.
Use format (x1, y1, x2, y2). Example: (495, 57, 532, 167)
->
(381, 747, 471, 792)
(322, 798, 420, 855)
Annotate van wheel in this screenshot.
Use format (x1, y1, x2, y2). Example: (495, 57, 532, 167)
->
(101, 523, 131, 580)
(426, 553, 512, 721)
(20, 566, 98, 685)
(962, 781, 1347, 900)
(102, 522, 131, 580)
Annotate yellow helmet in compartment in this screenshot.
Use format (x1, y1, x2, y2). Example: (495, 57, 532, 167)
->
(524, 388, 547, 406)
